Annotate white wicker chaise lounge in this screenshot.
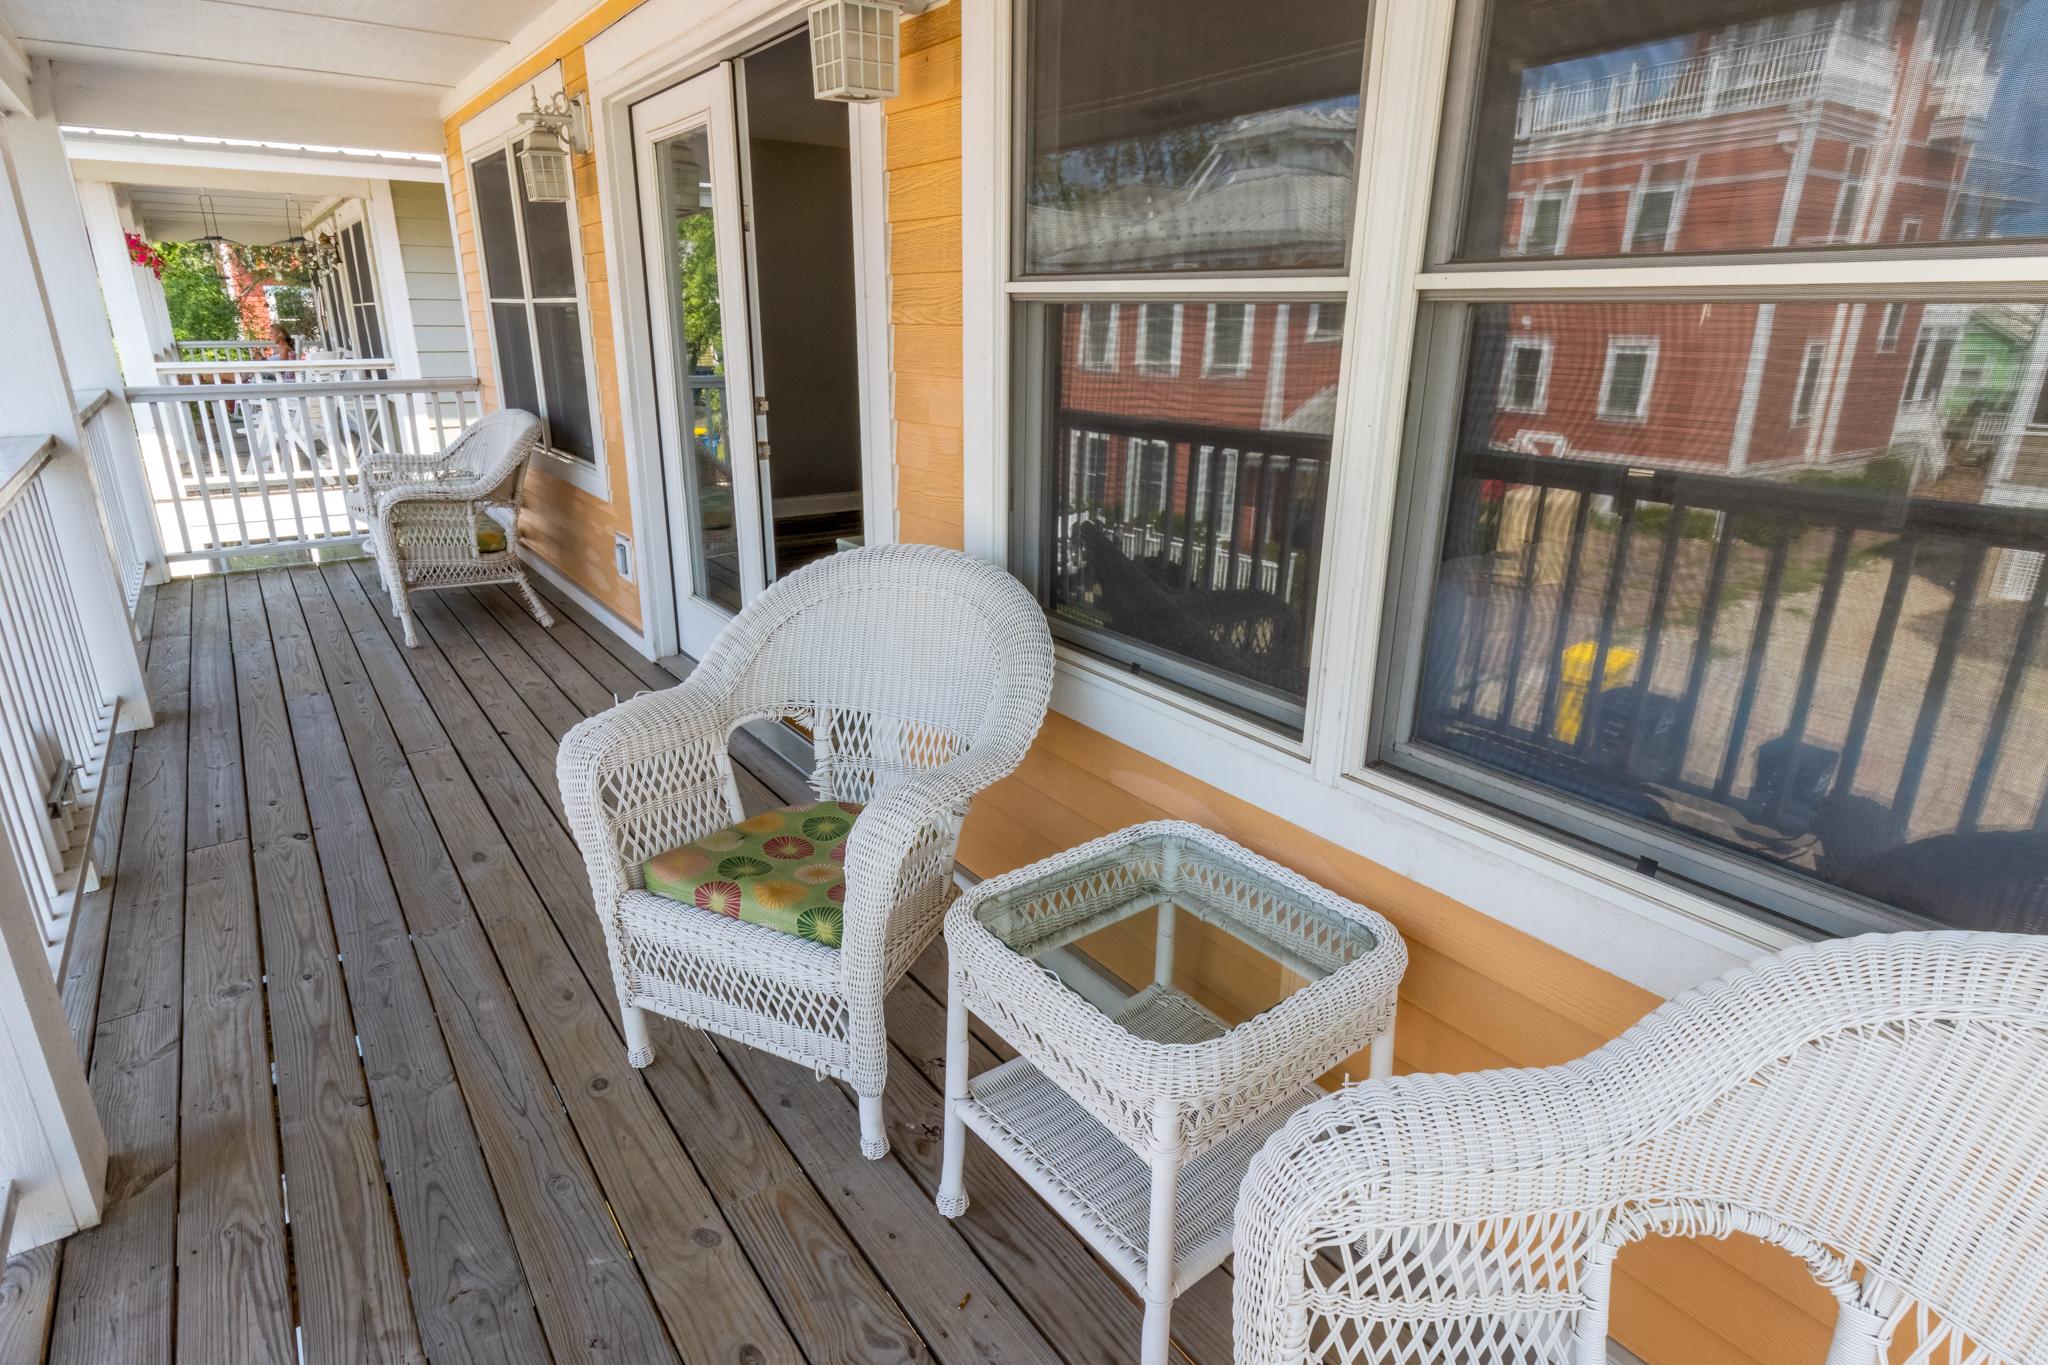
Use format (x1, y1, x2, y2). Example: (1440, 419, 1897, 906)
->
(348, 406, 553, 648)
(557, 544, 1055, 1159)
(1232, 930, 2048, 1365)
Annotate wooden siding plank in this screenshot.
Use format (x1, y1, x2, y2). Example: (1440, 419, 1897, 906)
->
(241, 573, 423, 1364)
(46, 580, 192, 1365)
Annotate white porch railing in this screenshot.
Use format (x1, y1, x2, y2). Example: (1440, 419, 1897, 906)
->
(0, 435, 125, 977)
(74, 390, 152, 612)
(125, 375, 485, 562)
(174, 338, 273, 362)
(1515, 28, 1898, 139)
(155, 356, 395, 385)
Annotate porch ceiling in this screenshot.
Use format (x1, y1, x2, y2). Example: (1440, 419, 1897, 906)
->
(0, 0, 566, 153)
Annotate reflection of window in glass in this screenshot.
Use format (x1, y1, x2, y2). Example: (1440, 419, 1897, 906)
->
(1020, 0, 1369, 273)
(1903, 331, 1955, 404)
(1830, 146, 1871, 241)
(1499, 339, 1550, 413)
(1791, 341, 1828, 425)
(470, 144, 598, 464)
(1521, 185, 1571, 255)
(1136, 304, 1183, 374)
(1306, 304, 1342, 342)
(1899, 218, 1922, 243)
(1013, 301, 1341, 733)
(1080, 303, 1120, 371)
(1597, 339, 1655, 420)
(1876, 302, 1907, 353)
(1458, 0, 2048, 259)
(1628, 174, 1685, 252)
(1203, 304, 1252, 376)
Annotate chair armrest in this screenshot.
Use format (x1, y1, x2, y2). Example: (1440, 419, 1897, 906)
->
(1233, 1066, 1643, 1363)
(557, 677, 741, 920)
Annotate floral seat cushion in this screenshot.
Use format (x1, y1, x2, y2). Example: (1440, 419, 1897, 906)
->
(642, 801, 861, 948)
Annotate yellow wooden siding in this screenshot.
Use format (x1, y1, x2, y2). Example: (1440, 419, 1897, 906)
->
(884, 4, 965, 549)
(446, 38, 642, 628)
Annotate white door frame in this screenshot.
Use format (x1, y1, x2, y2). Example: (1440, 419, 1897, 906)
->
(634, 65, 769, 655)
(587, 0, 895, 662)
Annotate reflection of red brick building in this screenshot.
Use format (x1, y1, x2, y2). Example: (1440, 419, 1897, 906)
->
(1490, 0, 2006, 472)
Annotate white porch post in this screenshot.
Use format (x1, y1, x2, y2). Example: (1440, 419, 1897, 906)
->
(0, 55, 112, 1256)
(75, 181, 169, 388)
(364, 179, 424, 377)
(0, 123, 153, 729)
(7, 63, 166, 586)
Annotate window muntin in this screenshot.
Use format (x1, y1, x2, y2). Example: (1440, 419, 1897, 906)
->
(1013, 300, 1343, 734)
(1018, 0, 1370, 274)
(1391, 296, 2048, 933)
(1451, 0, 2048, 262)
(471, 143, 598, 465)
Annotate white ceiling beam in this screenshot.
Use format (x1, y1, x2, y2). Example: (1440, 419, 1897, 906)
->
(0, 12, 33, 116)
(38, 52, 447, 154)
(64, 135, 443, 185)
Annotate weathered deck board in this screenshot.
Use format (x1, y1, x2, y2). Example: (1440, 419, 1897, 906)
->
(1, 563, 1242, 1365)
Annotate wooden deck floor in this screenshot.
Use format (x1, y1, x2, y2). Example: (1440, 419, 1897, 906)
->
(0, 561, 1236, 1365)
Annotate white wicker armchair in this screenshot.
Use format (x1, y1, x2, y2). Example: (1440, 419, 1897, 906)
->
(557, 544, 1055, 1159)
(347, 407, 553, 647)
(1233, 931, 2048, 1365)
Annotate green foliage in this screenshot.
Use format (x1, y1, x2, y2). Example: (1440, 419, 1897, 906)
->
(676, 212, 722, 371)
(1630, 503, 1721, 541)
(156, 240, 242, 342)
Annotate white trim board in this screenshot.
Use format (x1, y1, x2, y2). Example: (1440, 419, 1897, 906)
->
(520, 548, 659, 661)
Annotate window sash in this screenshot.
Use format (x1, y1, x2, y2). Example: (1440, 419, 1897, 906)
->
(469, 142, 596, 465)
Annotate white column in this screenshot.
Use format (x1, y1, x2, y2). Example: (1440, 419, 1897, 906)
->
(0, 125, 152, 730)
(7, 69, 165, 583)
(75, 181, 164, 388)
(364, 181, 423, 378)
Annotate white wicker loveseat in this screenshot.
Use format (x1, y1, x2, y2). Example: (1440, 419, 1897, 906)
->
(348, 407, 553, 647)
(1233, 931, 2048, 1365)
(557, 544, 1055, 1159)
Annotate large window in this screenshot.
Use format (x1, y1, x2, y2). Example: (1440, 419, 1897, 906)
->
(1008, 0, 1369, 735)
(314, 219, 384, 358)
(1383, 0, 2048, 935)
(471, 144, 598, 467)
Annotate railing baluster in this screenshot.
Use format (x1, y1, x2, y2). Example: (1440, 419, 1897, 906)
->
(1962, 559, 2048, 832)
(1714, 519, 1792, 802)
(1767, 527, 1854, 822)
(1892, 545, 1987, 829)
(1622, 497, 1687, 771)
(1535, 490, 1594, 745)
(1577, 491, 1639, 758)
(1834, 538, 1919, 798)
(1496, 485, 1550, 730)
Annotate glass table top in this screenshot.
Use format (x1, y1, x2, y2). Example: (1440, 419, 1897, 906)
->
(970, 827, 1383, 1044)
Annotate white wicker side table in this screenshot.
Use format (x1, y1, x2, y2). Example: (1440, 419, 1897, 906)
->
(936, 821, 1406, 1364)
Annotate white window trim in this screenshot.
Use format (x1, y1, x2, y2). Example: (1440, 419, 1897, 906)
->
(1622, 161, 1692, 255)
(1876, 301, 1906, 353)
(1596, 336, 1658, 422)
(1791, 339, 1828, 425)
(1517, 179, 1575, 256)
(1201, 302, 1253, 377)
(459, 64, 610, 501)
(1079, 302, 1120, 371)
(1498, 336, 1552, 413)
(1134, 302, 1185, 375)
(963, 0, 1800, 1000)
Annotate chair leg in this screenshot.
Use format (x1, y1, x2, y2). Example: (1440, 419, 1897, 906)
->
(396, 586, 419, 649)
(514, 570, 554, 629)
(858, 1092, 888, 1160)
(623, 1005, 653, 1069)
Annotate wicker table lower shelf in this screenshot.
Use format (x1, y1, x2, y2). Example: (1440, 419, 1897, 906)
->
(957, 1040, 1319, 1294)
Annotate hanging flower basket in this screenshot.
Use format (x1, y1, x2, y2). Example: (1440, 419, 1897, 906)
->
(123, 232, 164, 279)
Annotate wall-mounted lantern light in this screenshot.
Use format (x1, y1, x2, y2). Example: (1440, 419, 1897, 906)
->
(517, 89, 591, 204)
(807, 0, 903, 101)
